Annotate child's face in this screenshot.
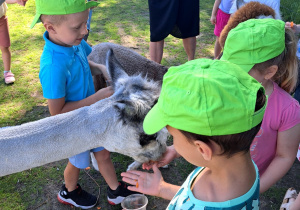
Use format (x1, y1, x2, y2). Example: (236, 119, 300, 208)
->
(166, 126, 205, 166)
(48, 10, 89, 47)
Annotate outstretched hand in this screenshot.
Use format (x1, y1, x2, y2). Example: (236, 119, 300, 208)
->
(121, 164, 164, 197)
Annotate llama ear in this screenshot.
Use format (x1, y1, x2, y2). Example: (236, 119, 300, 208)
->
(105, 49, 128, 87)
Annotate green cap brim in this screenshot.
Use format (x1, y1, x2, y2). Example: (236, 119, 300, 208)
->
(143, 104, 167, 135)
(30, 1, 99, 29)
(220, 57, 255, 73)
(30, 13, 41, 29)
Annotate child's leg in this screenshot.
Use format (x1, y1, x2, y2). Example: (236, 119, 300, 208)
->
(182, 36, 196, 61)
(93, 149, 138, 205)
(149, 40, 164, 64)
(214, 36, 222, 59)
(93, 149, 119, 190)
(64, 161, 80, 192)
(0, 46, 11, 71)
(58, 159, 97, 208)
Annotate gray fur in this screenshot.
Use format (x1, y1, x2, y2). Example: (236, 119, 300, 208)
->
(0, 49, 168, 177)
(88, 42, 168, 83)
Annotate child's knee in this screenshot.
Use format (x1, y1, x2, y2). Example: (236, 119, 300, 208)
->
(94, 149, 111, 161)
(0, 46, 10, 53)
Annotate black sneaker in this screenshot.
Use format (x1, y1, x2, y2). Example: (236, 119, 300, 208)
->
(107, 181, 140, 205)
(57, 184, 97, 209)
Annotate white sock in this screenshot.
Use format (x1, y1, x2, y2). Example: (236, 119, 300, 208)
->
(4, 70, 11, 74)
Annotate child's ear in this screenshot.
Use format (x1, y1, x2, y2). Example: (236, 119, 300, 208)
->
(43, 22, 57, 34)
(264, 65, 278, 80)
(194, 140, 212, 161)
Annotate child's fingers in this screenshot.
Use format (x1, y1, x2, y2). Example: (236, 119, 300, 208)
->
(122, 176, 138, 187)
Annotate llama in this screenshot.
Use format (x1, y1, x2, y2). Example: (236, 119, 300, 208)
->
(0, 49, 168, 177)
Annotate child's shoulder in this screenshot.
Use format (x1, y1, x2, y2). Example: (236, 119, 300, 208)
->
(271, 82, 299, 106)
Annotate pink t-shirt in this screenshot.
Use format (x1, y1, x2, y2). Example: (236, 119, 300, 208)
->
(250, 82, 300, 175)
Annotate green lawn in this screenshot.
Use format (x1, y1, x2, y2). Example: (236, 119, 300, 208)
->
(0, 0, 299, 209)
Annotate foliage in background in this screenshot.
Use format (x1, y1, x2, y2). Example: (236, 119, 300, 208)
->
(281, 0, 300, 23)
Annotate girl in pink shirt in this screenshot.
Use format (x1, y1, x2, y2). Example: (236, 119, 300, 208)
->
(219, 5, 300, 193)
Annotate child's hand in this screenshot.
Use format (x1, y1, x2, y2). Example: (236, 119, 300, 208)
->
(142, 145, 179, 170)
(210, 15, 216, 25)
(95, 86, 114, 101)
(285, 22, 300, 34)
(121, 164, 164, 197)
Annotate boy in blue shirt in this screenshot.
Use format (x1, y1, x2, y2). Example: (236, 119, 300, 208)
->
(31, 0, 136, 208)
(121, 58, 266, 209)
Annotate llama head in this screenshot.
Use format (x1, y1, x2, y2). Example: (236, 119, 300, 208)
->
(102, 49, 168, 162)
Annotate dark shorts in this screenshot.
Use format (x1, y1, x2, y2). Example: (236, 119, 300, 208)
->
(148, 0, 199, 42)
(0, 15, 10, 47)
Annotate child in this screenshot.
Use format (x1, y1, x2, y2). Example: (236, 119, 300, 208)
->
(0, 0, 27, 84)
(220, 19, 300, 193)
(230, 0, 281, 19)
(122, 58, 267, 209)
(210, 0, 233, 59)
(30, 0, 136, 208)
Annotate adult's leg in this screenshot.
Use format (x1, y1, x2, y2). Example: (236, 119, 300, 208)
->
(182, 37, 196, 61)
(150, 40, 164, 64)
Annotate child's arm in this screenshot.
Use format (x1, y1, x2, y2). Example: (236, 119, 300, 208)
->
(121, 164, 180, 200)
(259, 124, 300, 193)
(47, 86, 113, 115)
(210, 0, 221, 25)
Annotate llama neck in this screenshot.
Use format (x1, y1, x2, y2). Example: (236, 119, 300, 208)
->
(0, 97, 114, 177)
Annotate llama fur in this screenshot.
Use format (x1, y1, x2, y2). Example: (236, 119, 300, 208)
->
(0, 49, 169, 177)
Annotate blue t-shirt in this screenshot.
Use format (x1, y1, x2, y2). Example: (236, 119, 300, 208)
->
(219, 0, 234, 14)
(39, 31, 95, 102)
(167, 163, 260, 209)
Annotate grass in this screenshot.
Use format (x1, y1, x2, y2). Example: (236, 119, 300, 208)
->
(0, 0, 299, 209)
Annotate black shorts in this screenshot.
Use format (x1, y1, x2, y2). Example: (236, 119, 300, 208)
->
(148, 0, 199, 42)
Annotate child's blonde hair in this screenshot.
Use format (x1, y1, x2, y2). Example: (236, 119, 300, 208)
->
(40, 14, 68, 26)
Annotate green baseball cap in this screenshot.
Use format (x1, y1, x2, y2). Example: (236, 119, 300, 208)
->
(221, 18, 285, 72)
(30, 0, 99, 28)
(143, 59, 267, 136)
